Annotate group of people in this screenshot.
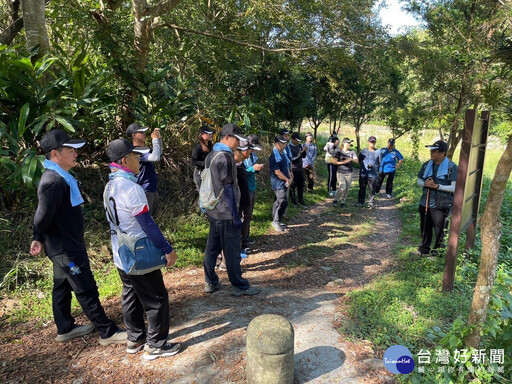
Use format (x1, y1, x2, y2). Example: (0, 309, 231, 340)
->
(29, 123, 456, 362)
(324, 135, 404, 208)
(31, 126, 179, 361)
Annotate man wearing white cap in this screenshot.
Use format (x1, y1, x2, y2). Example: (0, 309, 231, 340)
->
(127, 123, 163, 217)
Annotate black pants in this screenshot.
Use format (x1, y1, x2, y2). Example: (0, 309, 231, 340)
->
(240, 190, 255, 247)
(204, 217, 249, 290)
(290, 169, 305, 204)
(51, 252, 118, 338)
(358, 174, 378, 204)
(304, 167, 314, 191)
(117, 268, 169, 348)
(377, 171, 395, 195)
(327, 164, 338, 193)
(418, 205, 450, 254)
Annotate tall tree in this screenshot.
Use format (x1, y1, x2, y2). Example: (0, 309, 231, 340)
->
(20, 0, 49, 57)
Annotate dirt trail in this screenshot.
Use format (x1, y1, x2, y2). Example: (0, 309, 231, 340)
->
(0, 191, 401, 383)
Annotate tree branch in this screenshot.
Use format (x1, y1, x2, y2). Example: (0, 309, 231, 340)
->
(0, 17, 24, 46)
(157, 23, 332, 52)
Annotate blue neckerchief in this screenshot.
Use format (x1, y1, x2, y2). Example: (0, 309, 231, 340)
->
(423, 157, 450, 179)
(244, 152, 259, 168)
(43, 159, 84, 207)
(213, 142, 233, 153)
(108, 163, 138, 182)
(273, 147, 284, 163)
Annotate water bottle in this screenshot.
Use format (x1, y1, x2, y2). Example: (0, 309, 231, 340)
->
(69, 262, 81, 275)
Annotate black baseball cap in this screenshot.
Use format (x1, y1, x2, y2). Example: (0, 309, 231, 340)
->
(40, 129, 86, 153)
(279, 128, 290, 135)
(126, 123, 149, 137)
(199, 125, 213, 135)
(342, 137, 353, 144)
(274, 134, 288, 143)
(426, 140, 448, 153)
(368, 136, 377, 142)
(247, 134, 263, 150)
(106, 139, 149, 162)
(237, 139, 253, 151)
(220, 123, 248, 141)
(388, 138, 396, 146)
(291, 132, 302, 142)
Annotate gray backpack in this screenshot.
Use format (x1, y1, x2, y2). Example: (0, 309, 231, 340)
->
(199, 152, 225, 210)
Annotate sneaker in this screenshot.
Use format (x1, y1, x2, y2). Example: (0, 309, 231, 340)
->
(367, 202, 374, 209)
(55, 323, 95, 342)
(272, 221, 285, 232)
(204, 281, 222, 293)
(242, 247, 252, 255)
(340, 203, 345, 208)
(329, 191, 336, 197)
(386, 194, 392, 199)
(355, 203, 363, 207)
(246, 238, 256, 245)
(298, 202, 309, 209)
(126, 339, 146, 354)
(99, 330, 127, 346)
(231, 286, 261, 297)
(143, 342, 181, 361)
(333, 201, 338, 207)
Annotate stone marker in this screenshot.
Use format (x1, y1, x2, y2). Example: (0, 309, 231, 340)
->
(246, 314, 294, 384)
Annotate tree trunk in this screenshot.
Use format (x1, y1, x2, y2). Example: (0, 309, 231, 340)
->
(133, 0, 152, 73)
(466, 134, 512, 348)
(446, 85, 466, 159)
(0, 0, 24, 46)
(20, 0, 49, 58)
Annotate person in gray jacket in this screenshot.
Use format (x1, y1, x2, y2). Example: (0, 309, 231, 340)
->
(203, 124, 260, 296)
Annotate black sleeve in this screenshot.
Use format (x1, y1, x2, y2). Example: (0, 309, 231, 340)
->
(218, 153, 234, 185)
(33, 177, 65, 236)
(191, 144, 206, 168)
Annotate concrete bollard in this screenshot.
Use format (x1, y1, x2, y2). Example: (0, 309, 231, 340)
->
(246, 314, 294, 384)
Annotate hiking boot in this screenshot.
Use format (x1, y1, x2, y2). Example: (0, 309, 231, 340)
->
(55, 323, 95, 342)
(231, 286, 261, 297)
(205, 281, 222, 293)
(99, 330, 127, 346)
(272, 221, 285, 232)
(143, 342, 181, 361)
(126, 338, 146, 354)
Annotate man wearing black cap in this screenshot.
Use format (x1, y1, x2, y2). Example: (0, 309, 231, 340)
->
(270, 134, 292, 231)
(203, 124, 260, 296)
(30, 129, 126, 345)
(127, 123, 163, 217)
(289, 132, 308, 208)
(104, 139, 180, 359)
(357, 136, 381, 208)
(416, 140, 457, 257)
(377, 138, 404, 199)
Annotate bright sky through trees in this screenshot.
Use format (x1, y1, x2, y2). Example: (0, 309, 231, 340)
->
(377, 0, 422, 35)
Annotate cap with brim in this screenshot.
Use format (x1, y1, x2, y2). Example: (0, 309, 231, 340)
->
(388, 138, 395, 145)
(126, 123, 149, 137)
(247, 134, 263, 150)
(368, 136, 377, 142)
(291, 132, 302, 142)
(426, 140, 448, 152)
(274, 134, 288, 143)
(342, 137, 353, 144)
(279, 129, 290, 135)
(220, 123, 248, 141)
(40, 129, 86, 153)
(199, 125, 213, 135)
(107, 138, 149, 162)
